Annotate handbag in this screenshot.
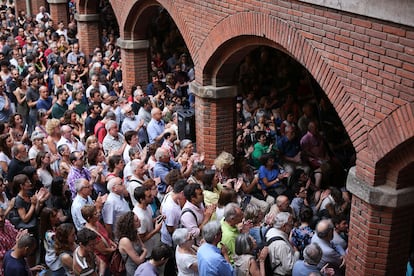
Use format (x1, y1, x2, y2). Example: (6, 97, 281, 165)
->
(109, 248, 126, 276)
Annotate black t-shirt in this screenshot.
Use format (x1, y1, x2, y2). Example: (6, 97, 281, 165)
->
(84, 115, 102, 138)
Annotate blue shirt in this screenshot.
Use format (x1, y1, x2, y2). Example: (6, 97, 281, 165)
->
(153, 160, 181, 193)
(147, 118, 165, 144)
(277, 135, 300, 158)
(0, 95, 10, 123)
(197, 243, 234, 276)
(258, 165, 280, 190)
(36, 96, 53, 110)
(292, 260, 320, 276)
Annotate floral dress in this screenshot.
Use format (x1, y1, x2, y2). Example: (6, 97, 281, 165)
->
(291, 225, 314, 259)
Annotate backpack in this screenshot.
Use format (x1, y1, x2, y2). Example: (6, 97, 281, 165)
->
(258, 227, 287, 275)
(109, 248, 126, 276)
(179, 208, 198, 228)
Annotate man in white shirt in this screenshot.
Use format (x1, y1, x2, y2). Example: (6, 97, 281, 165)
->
(102, 177, 130, 239)
(133, 186, 163, 258)
(71, 178, 107, 230)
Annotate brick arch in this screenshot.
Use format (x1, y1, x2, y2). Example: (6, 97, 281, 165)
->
(369, 102, 414, 187)
(198, 12, 366, 157)
(110, 0, 195, 51)
(76, 0, 99, 14)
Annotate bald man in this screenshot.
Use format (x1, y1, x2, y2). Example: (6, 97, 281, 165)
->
(147, 107, 166, 144)
(57, 125, 85, 152)
(311, 219, 346, 275)
(266, 195, 296, 224)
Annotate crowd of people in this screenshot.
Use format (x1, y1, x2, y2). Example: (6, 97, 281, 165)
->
(0, 2, 357, 276)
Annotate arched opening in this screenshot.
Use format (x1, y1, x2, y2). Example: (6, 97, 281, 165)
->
(204, 36, 356, 185)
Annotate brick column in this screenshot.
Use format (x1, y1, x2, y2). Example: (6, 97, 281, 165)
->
(47, 0, 68, 27)
(117, 39, 150, 97)
(190, 83, 237, 167)
(74, 13, 100, 58)
(346, 167, 414, 275)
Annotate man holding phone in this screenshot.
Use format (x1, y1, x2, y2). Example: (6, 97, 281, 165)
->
(133, 186, 164, 258)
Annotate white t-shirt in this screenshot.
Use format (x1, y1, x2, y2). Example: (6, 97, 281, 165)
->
(133, 205, 155, 258)
(160, 192, 182, 246)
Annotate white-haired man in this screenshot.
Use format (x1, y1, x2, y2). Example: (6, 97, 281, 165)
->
(147, 107, 166, 144)
(102, 120, 126, 156)
(71, 178, 107, 230)
(265, 211, 300, 275)
(102, 177, 130, 238)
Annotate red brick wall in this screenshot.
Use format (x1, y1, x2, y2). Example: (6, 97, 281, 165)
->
(14, 0, 46, 16)
(49, 2, 68, 28)
(110, 0, 414, 184)
(195, 96, 236, 168)
(348, 196, 414, 275)
(77, 21, 100, 59)
(121, 48, 149, 97)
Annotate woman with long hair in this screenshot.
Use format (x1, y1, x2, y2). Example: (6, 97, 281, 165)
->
(0, 133, 13, 176)
(54, 223, 76, 275)
(39, 207, 64, 275)
(49, 176, 71, 223)
(116, 211, 147, 276)
(61, 110, 83, 140)
(46, 118, 62, 155)
(0, 176, 10, 213)
(86, 147, 107, 198)
(36, 151, 55, 190)
(106, 154, 124, 180)
(82, 204, 117, 275)
(85, 135, 100, 152)
(202, 169, 220, 207)
(35, 109, 49, 137)
(52, 62, 65, 94)
(9, 113, 28, 143)
(13, 76, 29, 125)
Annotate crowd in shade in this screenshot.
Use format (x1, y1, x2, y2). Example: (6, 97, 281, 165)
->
(0, 1, 357, 276)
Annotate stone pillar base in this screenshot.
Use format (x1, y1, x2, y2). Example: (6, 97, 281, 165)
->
(190, 82, 237, 167)
(346, 167, 414, 275)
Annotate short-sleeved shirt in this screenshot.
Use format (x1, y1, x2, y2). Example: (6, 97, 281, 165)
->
(134, 261, 157, 276)
(36, 96, 53, 110)
(3, 250, 30, 276)
(147, 118, 165, 144)
(180, 201, 205, 239)
(160, 192, 182, 246)
(175, 249, 197, 276)
(71, 194, 94, 231)
(26, 87, 39, 110)
(102, 193, 130, 230)
(102, 133, 125, 156)
(73, 246, 96, 275)
(133, 205, 155, 258)
(258, 165, 280, 190)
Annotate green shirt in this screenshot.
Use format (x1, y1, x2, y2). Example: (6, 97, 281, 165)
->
(219, 217, 240, 264)
(251, 142, 269, 168)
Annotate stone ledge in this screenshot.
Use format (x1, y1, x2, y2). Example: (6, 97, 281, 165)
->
(116, 39, 149, 50)
(190, 82, 237, 99)
(346, 167, 414, 208)
(47, 0, 68, 4)
(74, 14, 100, 22)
